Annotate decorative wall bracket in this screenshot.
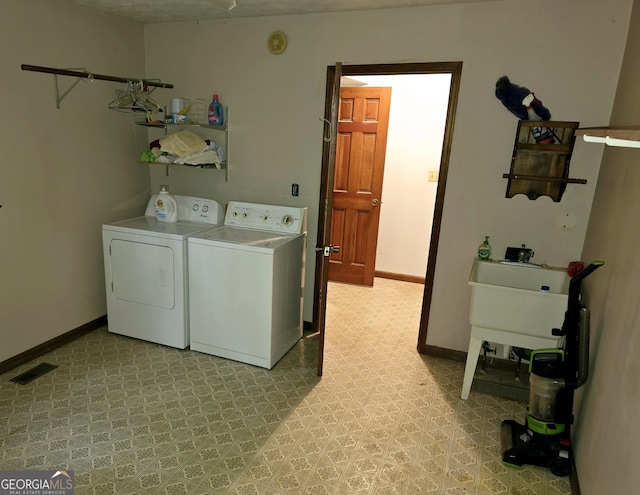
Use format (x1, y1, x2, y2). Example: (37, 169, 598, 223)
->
(504, 120, 586, 202)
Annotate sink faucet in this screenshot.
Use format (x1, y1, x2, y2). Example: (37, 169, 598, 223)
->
(518, 244, 534, 263)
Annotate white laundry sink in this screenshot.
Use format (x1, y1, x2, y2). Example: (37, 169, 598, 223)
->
(469, 259, 569, 336)
(461, 259, 570, 400)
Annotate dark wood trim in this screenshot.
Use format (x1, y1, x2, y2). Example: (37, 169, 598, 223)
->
(423, 344, 532, 373)
(375, 271, 425, 284)
(0, 315, 106, 376)
(417, 62, 463, 354)
(422, 344, 466, 361)
(314, 61, 463, 360)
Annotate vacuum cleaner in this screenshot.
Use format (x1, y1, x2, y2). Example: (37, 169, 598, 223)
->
(501, 261, 604, 477)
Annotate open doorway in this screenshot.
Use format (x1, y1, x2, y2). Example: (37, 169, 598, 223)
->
(333, 73, 452, 286)
(314, 62, 462, 376)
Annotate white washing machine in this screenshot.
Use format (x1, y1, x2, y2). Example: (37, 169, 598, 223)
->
(102, 195, 224, 348)
(188, 201, 307, 369)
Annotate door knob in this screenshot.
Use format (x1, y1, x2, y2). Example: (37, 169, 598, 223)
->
(371, 199, 380, 207)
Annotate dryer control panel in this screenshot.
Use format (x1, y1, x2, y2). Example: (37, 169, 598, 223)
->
(145, 195, 224, 225)
(225, 201, 307, 235)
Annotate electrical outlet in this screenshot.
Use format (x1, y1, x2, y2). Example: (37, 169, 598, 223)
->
(428, 170, 439, 182)
(291, 183, 299, 196)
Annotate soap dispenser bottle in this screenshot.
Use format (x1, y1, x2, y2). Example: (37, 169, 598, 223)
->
(478, 236, 492, 260)
(155, 185, 178, 223)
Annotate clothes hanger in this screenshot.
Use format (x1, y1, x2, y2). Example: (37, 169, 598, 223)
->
(107, 80, 137, 112)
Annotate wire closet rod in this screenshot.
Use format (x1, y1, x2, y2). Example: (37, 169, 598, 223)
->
(21, 64, 174, 88)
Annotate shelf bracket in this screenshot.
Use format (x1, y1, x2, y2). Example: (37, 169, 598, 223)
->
(53, 68, 90, 109)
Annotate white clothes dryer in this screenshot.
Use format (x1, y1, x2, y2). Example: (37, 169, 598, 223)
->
(102, 195, 223, 348)
(188, 201, 307, 369)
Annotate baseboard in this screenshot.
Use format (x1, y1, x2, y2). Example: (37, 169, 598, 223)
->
(422, 344, 531, 373)
(570, 461, 581, 495)
(0, 315, 107, 376)
(421, 344, 466, 361)
(375, 271, 425, 284)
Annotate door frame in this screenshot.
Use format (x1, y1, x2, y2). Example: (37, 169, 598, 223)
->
(314, 61, 463, 375)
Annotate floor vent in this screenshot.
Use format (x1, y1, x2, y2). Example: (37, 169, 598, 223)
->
(10, 363, 58, 385)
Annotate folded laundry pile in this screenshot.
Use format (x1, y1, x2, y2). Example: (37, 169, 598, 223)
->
(140, 129, 225, 168)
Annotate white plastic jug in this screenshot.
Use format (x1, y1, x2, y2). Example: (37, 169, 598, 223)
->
(154, 185, 178, 223)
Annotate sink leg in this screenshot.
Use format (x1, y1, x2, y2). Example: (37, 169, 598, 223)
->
(461, 337, 483, 400)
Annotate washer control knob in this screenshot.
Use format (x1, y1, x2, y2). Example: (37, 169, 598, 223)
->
(202, 205, 209, 212)
(282, 215, 293, 226)
(193, 204, 199, 211)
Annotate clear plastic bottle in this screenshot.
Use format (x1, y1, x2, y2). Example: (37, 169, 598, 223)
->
(477, 236, 492, 260)
(208, 94, 224, 126)
(154, 185, 178, 223)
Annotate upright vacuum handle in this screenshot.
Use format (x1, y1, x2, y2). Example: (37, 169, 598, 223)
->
(563, 261, 604, 335)
(568, 261, 605, 297)
(561, 261, 604, 386)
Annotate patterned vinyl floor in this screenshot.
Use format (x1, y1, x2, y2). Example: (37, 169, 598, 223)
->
(0, 278, 572, 494)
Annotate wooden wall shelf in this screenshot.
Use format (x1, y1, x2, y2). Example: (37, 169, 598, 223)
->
(505, 120, 584, 202)
(576, 126, 640, 140)
(576, 126, 640, 148)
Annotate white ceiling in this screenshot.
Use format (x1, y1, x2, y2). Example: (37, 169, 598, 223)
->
(66, 0, 508, 24)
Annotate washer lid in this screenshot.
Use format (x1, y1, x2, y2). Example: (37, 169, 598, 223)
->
(103, 216, 212, 240)
(190, 225, 298, 251)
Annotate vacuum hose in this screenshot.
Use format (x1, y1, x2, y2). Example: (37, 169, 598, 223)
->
(575, 307, 591, 388)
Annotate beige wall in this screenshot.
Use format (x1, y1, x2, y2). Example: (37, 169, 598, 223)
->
(575, 1, 640, 492)
(144, 0, 631, 344)
(372, 74, 449, 279)
(2, 0, 639, 490)
(0, 0, 149, 362)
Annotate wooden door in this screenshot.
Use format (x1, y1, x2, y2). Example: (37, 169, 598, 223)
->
(329, 86, 391, 286)
(313, 63, 342, 376)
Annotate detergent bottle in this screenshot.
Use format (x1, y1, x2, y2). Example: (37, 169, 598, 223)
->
(155, 185, 178, 223)
(208, 94, 224, 126)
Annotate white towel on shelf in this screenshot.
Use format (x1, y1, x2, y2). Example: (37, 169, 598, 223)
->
(159, 130, 208, 157)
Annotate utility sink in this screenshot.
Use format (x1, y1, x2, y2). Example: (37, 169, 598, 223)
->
(461, 259, 570, 400)
(469, 259, 569, 335)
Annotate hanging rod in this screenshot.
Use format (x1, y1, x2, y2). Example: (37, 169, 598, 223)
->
(21, 64, 173, 108)
(21, 64, 173, 88)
